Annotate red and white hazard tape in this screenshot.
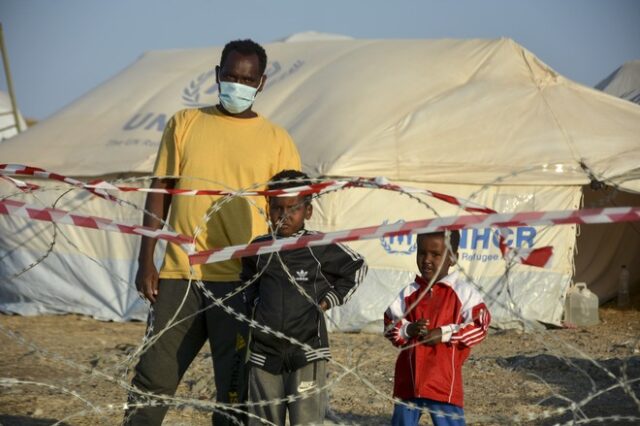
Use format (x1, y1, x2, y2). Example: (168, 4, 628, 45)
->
(2, 196, 637, 268)
(4, 163, 633, 270)
(0, 164, 492, 214)
(0, 174, 40, 192)
(87, 179, 347, 198)
(504, 246, 554, 268)
(346, 178, 495, 214)
(0, 199, 194, 247)
(0, 164, 122, 202)
(88, 178, 495, 213)
(188, 207, 640, 266)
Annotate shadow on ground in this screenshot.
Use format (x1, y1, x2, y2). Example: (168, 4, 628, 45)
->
(0, 415, 70, 425)
(499, 354, 640, 425)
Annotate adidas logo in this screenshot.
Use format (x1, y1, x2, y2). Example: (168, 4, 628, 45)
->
(295, 270, 309, 282)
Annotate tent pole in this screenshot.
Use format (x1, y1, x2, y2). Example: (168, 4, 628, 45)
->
(0, 22, 23, 133)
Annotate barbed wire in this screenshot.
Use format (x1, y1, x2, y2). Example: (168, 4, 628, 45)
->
(0, 161, 639, 425)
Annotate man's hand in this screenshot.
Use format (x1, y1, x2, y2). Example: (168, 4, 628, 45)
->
(135, 260, 159, 303)
(319, 300, 329, 311)
(406, 319, 429, 338)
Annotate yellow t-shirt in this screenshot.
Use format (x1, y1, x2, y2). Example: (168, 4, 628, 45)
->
(153, 106, 301, 281)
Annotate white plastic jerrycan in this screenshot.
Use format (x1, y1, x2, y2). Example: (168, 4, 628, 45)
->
(564, 282, 599, 327)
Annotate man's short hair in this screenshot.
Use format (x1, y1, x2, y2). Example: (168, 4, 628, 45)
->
(268, 170, 312, 204)
(418, 230, 461, 253)
(220, 39, 267, 75)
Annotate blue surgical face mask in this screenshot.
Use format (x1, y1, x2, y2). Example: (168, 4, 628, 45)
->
(218, 81, 260, 114)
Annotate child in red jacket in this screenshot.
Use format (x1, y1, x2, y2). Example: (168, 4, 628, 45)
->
(384, 230, 491, 426)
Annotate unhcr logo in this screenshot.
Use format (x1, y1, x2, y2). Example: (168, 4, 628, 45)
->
(380, 220, 416, 255)
(459, 227, 536, 250)
(458, 226, 537, 263)
(181, 60, 305, 107)
(182, 69, 216, 107)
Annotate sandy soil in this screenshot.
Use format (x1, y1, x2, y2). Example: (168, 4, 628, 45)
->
(0, 302, 639, 426)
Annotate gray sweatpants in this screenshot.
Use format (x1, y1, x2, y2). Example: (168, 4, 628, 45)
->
(124, 279, 248, 426)
(247, 360, 327, 426)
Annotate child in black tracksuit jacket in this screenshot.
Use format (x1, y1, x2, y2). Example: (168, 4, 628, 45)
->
(241, 170, 367, 426)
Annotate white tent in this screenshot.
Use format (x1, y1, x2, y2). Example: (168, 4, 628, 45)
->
(572, 60, 640, 305)
(1, 36, 639, 329)
(0, 90, 26, 141)
(595, 60, 640, 105)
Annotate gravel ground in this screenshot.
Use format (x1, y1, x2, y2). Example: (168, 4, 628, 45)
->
(0, 302, 638, 425)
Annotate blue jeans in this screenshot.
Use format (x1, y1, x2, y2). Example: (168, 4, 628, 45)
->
(391, 398, 465, 426)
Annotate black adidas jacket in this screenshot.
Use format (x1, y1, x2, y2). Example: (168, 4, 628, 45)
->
(240, 229, 367, 374)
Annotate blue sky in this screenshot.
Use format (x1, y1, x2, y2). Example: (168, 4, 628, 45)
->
(1, 0, 639, 119)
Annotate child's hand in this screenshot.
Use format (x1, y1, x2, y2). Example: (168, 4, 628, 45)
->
(420, 328, 443, 346)
(319, 300, 329, 311)
(406, 319, 429, 338)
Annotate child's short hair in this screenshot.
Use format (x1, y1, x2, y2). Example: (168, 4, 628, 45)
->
(417, 230, 461, 253)
(268, 170, 312, 204)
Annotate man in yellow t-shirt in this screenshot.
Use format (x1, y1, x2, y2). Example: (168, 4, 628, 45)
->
(126, 39, 301, 426)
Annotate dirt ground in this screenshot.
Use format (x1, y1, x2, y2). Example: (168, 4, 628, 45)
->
(1, 301, 639, 426)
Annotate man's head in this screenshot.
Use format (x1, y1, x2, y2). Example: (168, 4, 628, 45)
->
(216, 39, 268, 115)
(416, 230, 460, 283)
(220, 39, 267, 75)
(267, 170, 313, 237)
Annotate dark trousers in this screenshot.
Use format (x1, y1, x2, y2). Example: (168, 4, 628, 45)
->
(247, 361, 327, 426)
(124, 279, 248, 425)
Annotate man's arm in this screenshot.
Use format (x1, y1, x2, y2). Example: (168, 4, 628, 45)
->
(135, 177, 174, 303)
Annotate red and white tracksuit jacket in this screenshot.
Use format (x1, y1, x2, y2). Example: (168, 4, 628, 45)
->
(384, 271, 491, 407)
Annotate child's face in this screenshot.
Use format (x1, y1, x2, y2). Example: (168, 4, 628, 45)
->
(268, 195, 312, 237)
(416, 234, 457, 283)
